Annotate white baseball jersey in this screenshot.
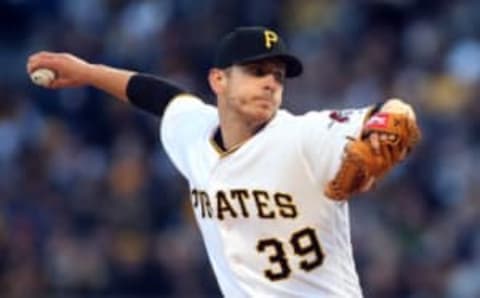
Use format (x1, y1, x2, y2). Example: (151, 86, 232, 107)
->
(161, 94, 371, 297)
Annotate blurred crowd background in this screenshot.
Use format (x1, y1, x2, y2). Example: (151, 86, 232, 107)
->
(1, 0, 480, 297)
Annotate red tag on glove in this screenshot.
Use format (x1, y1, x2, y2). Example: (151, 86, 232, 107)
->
(365, 112, 389, 129)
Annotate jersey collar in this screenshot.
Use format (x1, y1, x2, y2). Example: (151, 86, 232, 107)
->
(210, 118, 271, 158)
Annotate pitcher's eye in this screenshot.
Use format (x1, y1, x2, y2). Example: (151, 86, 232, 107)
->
(245, 65, 266, 77)
(242, 64, 285, 84)
(273, 71, 285, 84)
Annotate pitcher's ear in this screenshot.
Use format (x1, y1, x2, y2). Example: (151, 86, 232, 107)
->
(208, 68, 228, 95)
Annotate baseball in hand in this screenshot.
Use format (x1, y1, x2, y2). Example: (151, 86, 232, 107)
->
(30, 68, 56, 87)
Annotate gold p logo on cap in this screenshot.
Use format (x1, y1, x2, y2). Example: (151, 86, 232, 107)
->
(264, 30, 278, 49)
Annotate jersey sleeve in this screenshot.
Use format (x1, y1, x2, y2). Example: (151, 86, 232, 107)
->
(298, 107, 373, 188)
(160, 94, 216, 179)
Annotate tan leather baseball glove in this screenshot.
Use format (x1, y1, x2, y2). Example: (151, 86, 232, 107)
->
(324, 112, 421, 201)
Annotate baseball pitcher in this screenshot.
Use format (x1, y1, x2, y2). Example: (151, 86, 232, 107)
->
(27, 27, 420, 297)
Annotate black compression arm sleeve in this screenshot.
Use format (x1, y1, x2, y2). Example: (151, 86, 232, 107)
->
(126, 73, 186, 116)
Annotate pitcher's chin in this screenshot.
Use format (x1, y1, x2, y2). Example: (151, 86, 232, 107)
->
(243, 109, 275, 127)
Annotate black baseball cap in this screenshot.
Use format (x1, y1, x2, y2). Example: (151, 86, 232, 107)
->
(213, 27, 303, 78)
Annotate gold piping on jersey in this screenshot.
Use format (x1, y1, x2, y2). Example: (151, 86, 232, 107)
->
(209, 137, 246, 158)
(210, 119, 270, 158)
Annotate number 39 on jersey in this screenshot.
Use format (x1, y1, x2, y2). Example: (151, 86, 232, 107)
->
(257, 227, 325, 281)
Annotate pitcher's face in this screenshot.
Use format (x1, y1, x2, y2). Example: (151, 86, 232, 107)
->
(212, 58, 286, 125)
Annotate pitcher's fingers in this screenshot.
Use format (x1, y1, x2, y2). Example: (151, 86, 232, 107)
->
(49, 78, 70, 89)
(27, 52, 57, 73)
(29, 51, 57, 61)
